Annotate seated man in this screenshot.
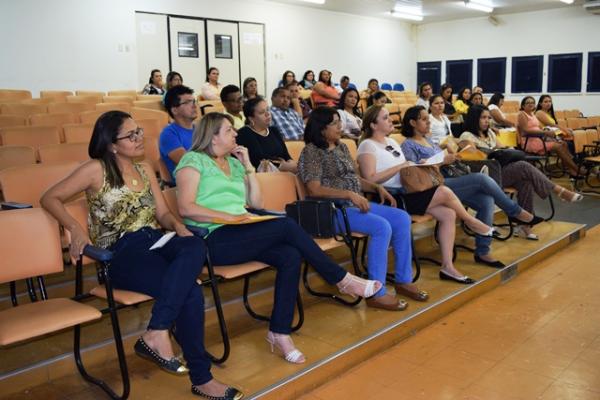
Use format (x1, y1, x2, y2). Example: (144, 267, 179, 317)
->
(270, 87, 304, 141)
(338, 75, 350, 93)
(220, 84, 245, 130)
(160, 85, 197, 183)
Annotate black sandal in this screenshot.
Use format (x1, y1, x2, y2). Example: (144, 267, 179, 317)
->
(191, 385, 244, 400)
(134, 337, 188, 375)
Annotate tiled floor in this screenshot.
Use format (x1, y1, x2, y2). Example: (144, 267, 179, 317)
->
(299, 226, 600, 400)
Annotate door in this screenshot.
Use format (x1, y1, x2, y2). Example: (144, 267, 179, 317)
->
(135, 13, 169, 91)
(417, 62, 441, 93)
(206, 20, 240, 88)
(239, 23, 266, 97)
(168, 17, 206, 95)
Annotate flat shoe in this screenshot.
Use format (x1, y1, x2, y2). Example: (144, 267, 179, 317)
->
(134, 337, 188, 375)
(509, 214, 544, 227)
(191, 385, 244, 400)
(439, 270, 476, 284)
(394, 284, 429, 302)
(474, 254, 506, 269)
(365, 293, 408, 311)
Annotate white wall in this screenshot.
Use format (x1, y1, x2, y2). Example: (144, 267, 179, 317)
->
(416, 7, 600, 115)
(0, 0, 416, 99)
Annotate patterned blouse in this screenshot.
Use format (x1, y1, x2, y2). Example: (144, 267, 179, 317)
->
(88, 163, 159, 249)
(297, 142, 361, 194)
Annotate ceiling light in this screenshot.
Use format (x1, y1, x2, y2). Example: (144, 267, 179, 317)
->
(559, 0, 574, 3)
(464, 0, 494, 13)
(298, 0, 325, 4)
(388, 10, 423, 21)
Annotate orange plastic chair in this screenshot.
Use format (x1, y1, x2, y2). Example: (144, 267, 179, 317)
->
(66, 95, 103, 105)
(79, 110, 106, 125)
(285, 140, 305, 161)
(340, 138, 358, 160)
(131, 107, 169, 130)
(0, 89, 32, 101)
(30, 113, 79, 142)
(40, 90, 73, 102)
(38, 143, 89, 164)
(133, 100, 165, 111)
(75, 90, 105, 97)
(0, 125, 61, 160)
(95, 102, 132, 113)
(47, 102, 95, 114)
(0, 103, 47, 117)
(0, 114, 27, 128)
(107, 90, 138, 97)
(0, 146, 36, 175)
(103, 95, 135, 104)
(63, 123, 94, 144)
(136, 118, 161, 139)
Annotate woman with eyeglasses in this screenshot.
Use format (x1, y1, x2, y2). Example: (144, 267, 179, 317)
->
(40, 111, 244, 399)
(298, 107, 427, 310)
(517, 96, 580, 177)
(357, 105, 495, 284)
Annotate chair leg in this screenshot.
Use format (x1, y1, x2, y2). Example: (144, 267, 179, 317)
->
(203, 256, 230, 364)
(9, 281, 18, 306)
(25, 278, 38, 302)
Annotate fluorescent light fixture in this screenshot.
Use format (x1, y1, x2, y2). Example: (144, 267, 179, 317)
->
(464, 0, 494, 13)
(559, 0, 574, 3)
(298, 0, 325, 4)
(388, 10, 423, 21)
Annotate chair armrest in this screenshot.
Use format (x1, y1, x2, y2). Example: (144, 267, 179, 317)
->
(82, 245, 113, 262)
(1, 202, 33, 210)
(199, 104, 214, 116)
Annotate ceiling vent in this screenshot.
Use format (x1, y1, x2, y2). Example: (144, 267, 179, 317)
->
(584, 0, 600, 14)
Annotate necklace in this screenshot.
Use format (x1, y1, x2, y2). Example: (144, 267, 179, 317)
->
(250, 126, 269, 137)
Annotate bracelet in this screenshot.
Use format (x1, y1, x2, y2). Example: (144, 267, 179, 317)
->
(245, 167, 256, 175)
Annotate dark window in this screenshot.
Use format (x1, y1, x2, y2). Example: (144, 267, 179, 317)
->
(417, 62, 441, 93)
(477, 58, 506, 93)
(512, 56, 543, 93)
(446, 60, 473, 92)
(587, 52, 600, 92)
(548, 53, 582, 93)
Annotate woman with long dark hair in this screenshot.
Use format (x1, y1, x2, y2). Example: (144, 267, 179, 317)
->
(337, 88, 363, 139)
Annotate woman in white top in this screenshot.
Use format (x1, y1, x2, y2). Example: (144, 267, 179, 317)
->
(415, 82, 433, 110)
(428, 95, 453, 145)
(337, 88, 362, 140)
(487, 93, 514, 128)
(358, 105, 496, 283)
(199, 67, 223, 100)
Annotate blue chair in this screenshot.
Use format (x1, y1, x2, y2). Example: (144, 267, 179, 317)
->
(393, 83, 405, 91)
(348, 83, 357, 90)
(381, 83, 392, 90)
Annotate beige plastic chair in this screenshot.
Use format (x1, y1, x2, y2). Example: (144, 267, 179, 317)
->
(103, 95, 135, 104)
(285, 141, 305, 161)
(0, 125, 61, 160)
(22, 98, 54, 105)
(48, 102, 95, 114)
(95, 102, 132, 113)
(131, 107, 169, 130)
(0, 145, 36, 172)
(63, 123, 94, 144)
(340, 138, 358, 160)
(75, 90, 105, 97)
(79, 110, 106, 125)
(136, 118, 161, 139)
(38, 143, 89, 164)
(0, 103, 48, 117)
(0, 114, 27, 128)
(0, 89, 32, 101)
(66, 95, 103, 105)
(107, 90, 138, 97)
(30, 113, 79, 142)
(133, 100, 164, 111)
(40, 91, 73, 102)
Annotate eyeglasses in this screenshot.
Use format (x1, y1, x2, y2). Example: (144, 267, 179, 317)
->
(177, 99, 197, 107)
(115, 127, 144, 142)
(385, 145, 401, 157)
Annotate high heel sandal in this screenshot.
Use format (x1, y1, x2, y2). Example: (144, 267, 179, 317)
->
(337, 273, 382, 298)
(557, 187, 583, 203)
(266, 331, 305, 364)
(508, 214, 544, 227)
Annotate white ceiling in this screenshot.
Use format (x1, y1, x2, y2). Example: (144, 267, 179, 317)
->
(265, 0, 584, 23)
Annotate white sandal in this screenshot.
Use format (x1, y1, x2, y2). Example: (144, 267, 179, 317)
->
(513, 225, 539, 241)
(557, 187, 583, 203)
(337, 273, 382, 298)
(266, 331, 305, 364)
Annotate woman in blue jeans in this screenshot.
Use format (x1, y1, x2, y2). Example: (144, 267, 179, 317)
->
(40, 111, 242, 400)
(297, 106, 429, 311)
(176, 113, 381, 366)
(400, 106, 544, 269)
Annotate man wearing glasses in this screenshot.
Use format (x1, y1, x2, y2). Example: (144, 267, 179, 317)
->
(160, 85, 198, 183)
(220, 85, 245, 130)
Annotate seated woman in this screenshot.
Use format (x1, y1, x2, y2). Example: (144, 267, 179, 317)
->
(487, 93, 514, 128)
(236, 97, 297, 173)
(470, 92, 484, 107)
(367, 91, 389, 107)
(517, 96, 580, 177)
(242, 77, 258, 102)
(298, 107, 426, 309)
(429, 95, 453, 145)
(176, 113, 381, 363)
(453, 87, 472, 120)
(200, 67, 223, 100)
(400, 106, 543, 269)
(142, 69, 165, 95)
(358, 105, 496, 284)
(337, 88, 363, 140)
(415, 82, 433, 110)
(440, 83, 457, 119)
(536, 94, 575, 153)
(460, 105, 582, 240)
(165, 71, 183, 92)
(278, 70, 296, 88)
(299, 70, 316, 90)
(40, 111, 241, 400)
(311, 70, 340, 107)
(360, 78, 380, 99)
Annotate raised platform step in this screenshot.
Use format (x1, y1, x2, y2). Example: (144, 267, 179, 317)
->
(0, 220, 585, 399)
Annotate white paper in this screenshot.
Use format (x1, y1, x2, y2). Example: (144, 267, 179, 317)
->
(242, 32, 262, 45)
(149, 231, 176, 250)
(414, 151, 445, 166)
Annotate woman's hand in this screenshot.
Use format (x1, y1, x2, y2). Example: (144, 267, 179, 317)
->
(220, 213, 251, 223)
(174, 223, 193, 237)
(231, 145, 252, 168)
(69, 225, 92, 259)
(443, 153, 456, 165)
(376, 185, 397, 208)
(277, 158, 298, 173)
(349, 192, 370, 213)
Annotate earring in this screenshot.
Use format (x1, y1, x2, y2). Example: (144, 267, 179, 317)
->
(113, 149, 117, 154)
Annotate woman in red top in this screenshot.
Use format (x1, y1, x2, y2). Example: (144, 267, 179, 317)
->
(311, 70, 340, 107)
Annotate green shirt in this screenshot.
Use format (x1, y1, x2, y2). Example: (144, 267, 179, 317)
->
(175, 151, 247, 234)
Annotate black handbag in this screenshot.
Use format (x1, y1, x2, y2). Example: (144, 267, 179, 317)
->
(487, 148, 527, 167)
(440, 161, 471, 178)
(285, 198, 350, 238)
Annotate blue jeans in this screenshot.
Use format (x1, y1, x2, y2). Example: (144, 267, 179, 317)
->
(445, 173, 522, 256)
(108, 228, 211, 386)
(338, 203, 413, 297)
(206, 217, 346, 334)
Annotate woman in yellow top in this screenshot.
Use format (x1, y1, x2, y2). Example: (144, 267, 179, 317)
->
(453, 87, 472, 119)
(175, 113, 381, 365)
(535, 94, 575, 153)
